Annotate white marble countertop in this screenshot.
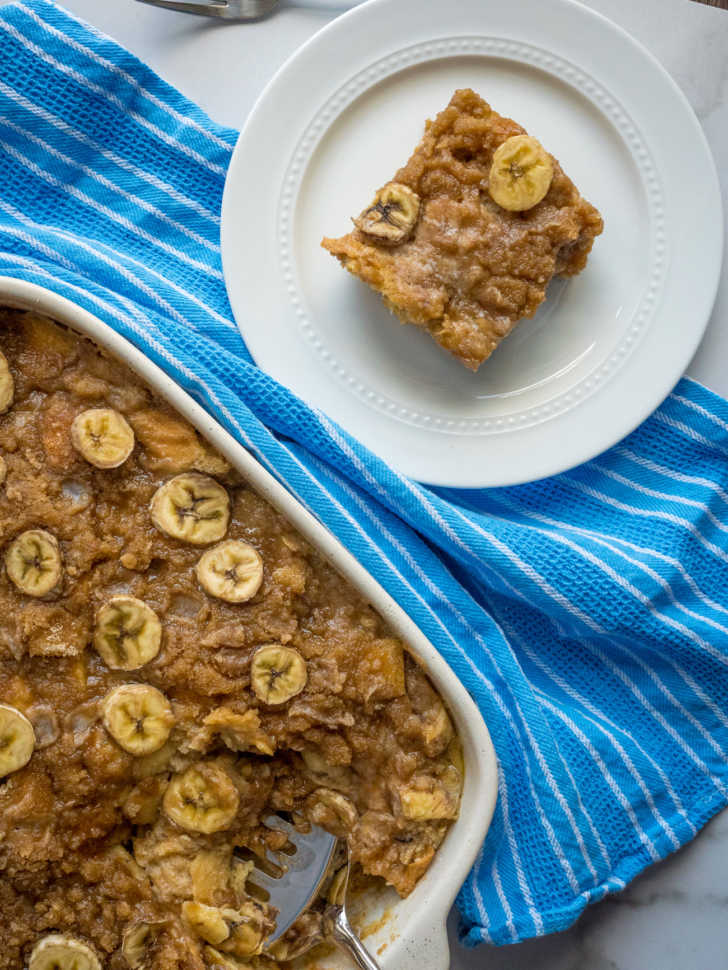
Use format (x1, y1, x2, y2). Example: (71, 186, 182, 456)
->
(2, 0, 726, 965)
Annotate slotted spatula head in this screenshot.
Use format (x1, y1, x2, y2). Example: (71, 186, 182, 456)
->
(251, 815, 338, 944)
(251, 815, 382, 969)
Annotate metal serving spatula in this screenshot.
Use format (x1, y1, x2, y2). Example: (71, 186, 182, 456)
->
(134, 0, 359, 20)
(251, 815, 382, 970)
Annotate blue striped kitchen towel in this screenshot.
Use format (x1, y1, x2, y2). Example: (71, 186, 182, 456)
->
(0, 0, 727, 948)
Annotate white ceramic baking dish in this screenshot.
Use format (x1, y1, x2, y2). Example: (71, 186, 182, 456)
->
(0, 277, 498, 970)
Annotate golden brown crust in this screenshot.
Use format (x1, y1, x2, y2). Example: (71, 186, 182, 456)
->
(322, 88, 603, 371)
(0, 311, 461, 970)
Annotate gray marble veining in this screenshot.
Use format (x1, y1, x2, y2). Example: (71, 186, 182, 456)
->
(448, 809, 728, 968)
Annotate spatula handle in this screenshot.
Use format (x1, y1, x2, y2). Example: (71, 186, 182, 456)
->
(330, 906, 383, 970)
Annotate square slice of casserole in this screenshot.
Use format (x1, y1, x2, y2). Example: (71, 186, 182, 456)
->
(322, 88, 603, 371)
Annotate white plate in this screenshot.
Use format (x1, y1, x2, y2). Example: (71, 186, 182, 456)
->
(221, 0, 723, 487)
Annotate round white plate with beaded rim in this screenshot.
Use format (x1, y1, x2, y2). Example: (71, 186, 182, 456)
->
(221, 0, 723, 488)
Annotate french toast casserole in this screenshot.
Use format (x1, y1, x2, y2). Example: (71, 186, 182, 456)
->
(0, 310, 462, 970)
(322, 88, 603, 371)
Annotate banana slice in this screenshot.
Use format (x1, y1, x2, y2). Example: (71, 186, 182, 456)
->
(354, 182, 420, 244)
(195, 540, 263, 603)
(250, 644, 307, 705)
(122, 921, 165, 969)
(94, 595, 162, 670)
(307, 788, 357, 835)
(163, 762, 240, 834)
(398, 785, 455, 821)
(0, 350, 14, 414)
(0, 704, 35, 778)
(150, 473, 230, 545)
(183, 902, 265, 958)
(222, 905, 266, 959)
(398, 766, 461, 821)
(71, 407, 135, 469)
(327, 866, 348, 907)
(5, 529, 62, 597)
(102, 684, 174, 756)
(183, 902, 231, 946)
(28, 935, 101, 970)
(488, 134, 554, 212)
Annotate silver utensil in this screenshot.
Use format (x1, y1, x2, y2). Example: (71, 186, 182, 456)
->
(133, 0, 280, 19)
(252, 814, 382, 970)
(321, 857, 382, 970)
(133, 0, 355, 20)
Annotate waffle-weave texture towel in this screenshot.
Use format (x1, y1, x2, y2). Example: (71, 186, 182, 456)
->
(1, 0, 727, 947)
